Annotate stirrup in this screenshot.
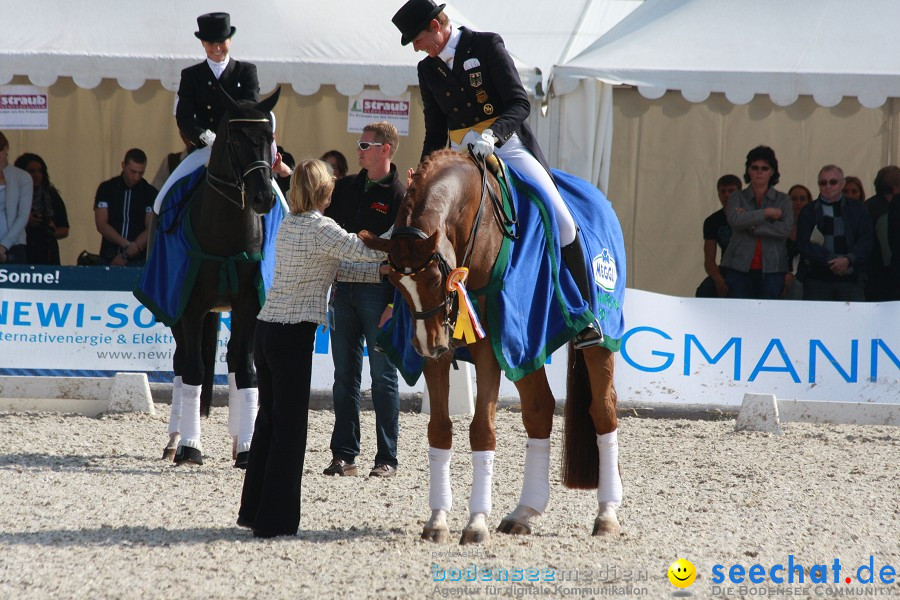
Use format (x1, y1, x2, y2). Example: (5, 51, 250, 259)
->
(574, 323, 604, 349)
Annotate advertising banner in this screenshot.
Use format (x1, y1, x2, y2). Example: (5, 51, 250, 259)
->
(0, 85, 49, 130)
(347, 89, 411, 136)
(2, 267, 898, 405)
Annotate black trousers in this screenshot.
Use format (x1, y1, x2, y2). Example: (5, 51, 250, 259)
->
(238, 320, 316, 536)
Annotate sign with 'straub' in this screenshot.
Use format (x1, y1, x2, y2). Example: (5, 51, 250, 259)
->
(347, 89, 411, 135)
(0, 85, 49, 130)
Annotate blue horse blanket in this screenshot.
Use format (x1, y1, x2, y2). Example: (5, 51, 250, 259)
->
(378, 165, 626, 386)
(134, 167, 284, 326)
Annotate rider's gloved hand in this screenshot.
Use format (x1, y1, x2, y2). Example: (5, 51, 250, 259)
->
(471, 129, 497, 159)
(199, 129, 217, 146)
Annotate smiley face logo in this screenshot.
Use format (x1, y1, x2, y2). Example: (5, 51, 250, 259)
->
(668, 559, 697, 588)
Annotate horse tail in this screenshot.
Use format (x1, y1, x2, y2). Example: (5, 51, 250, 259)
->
(562, 343, 599, 489)
(199, 312, 220, 417)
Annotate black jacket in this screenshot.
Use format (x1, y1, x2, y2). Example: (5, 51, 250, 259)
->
(416, 27, 549, 171)
(325, 164, 404, 237)
(797, 196, 873, 282)
(175, 59, 260, 147)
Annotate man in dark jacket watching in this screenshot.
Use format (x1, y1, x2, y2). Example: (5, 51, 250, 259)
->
(323, 121, 404, 479)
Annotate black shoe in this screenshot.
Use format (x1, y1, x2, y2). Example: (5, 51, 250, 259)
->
(323, 458, 358, 476)
(236, 515, 253, 529)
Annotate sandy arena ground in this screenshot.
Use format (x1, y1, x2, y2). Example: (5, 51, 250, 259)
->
(0, 404, 898, 599)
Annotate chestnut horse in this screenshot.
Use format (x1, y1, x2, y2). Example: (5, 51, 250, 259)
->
(363, 150, 622, 544)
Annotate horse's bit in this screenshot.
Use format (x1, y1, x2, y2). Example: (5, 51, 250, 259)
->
(206, 118, 273, 209)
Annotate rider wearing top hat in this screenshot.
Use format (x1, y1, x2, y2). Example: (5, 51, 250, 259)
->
(391, 0, 603, 348)
(154, 12, 266, 214)
(176, 12, 259, 149)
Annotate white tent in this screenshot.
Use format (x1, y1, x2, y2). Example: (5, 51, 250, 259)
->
(557, 0, 900, 109)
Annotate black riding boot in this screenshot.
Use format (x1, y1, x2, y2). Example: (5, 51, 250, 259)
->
(560, 230, 604, 349)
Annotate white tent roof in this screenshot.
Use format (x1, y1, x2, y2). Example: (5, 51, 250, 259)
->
(556, 0, 900, 108)
(3, 0, 617, 96)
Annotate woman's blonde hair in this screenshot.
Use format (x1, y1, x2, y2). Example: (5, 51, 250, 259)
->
(288, 159, 334, 214)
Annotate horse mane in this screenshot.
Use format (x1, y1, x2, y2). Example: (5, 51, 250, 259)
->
(406, 150, 469, 218)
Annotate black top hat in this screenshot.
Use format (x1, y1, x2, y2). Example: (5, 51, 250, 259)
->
(392, 0, 446, 46)
(194, 12, 236, 42)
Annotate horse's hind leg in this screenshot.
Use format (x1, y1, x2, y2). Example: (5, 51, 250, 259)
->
(173, 311, 205, 466)
(582, 346, 622, 536)
(497, 367, 555, 536)
(164, 324, 185, 460)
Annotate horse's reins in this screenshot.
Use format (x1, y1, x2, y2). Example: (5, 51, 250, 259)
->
(206, 117, 273, 209)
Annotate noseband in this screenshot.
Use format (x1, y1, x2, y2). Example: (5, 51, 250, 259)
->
(389, 227, 456, 323)
(206, 117, 273, 209)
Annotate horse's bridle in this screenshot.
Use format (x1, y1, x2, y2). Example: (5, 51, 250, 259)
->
(389, 154, 518, 331)
(389, 227, 456, 324)
(206, 117, 273, 209)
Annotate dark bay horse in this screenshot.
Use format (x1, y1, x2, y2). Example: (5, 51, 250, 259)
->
(161, 89, 281, 467)
(362, 150, 622, 544)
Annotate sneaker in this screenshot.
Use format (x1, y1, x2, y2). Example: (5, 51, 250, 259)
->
(323, 458, 358, 476)
(369, 464, 397, 478)
(573, 323, 604, 350)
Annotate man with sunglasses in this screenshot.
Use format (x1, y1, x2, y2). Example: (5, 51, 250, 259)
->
(322, 122, 404, 479)
(391, 0, 603, 348)
(796, 165, 872, 301)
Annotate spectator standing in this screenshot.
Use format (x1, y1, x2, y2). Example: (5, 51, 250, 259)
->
(15, 153, 69, 265)
(696, 174, 740, 297)
(864, 166, 900, 301)
(321, 150, 349, 179)
(797, 165, 872, 302)
(719, 145, 793, 299)
(237, 159, 387, 537)
(783, 184, 812, 299)
(322, 122, 404, 479)
(0, 131, 32, 264)
(93, 148, 156, 266)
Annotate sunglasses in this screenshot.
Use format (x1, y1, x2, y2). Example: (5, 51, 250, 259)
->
(356, 141, 384, 151)
(818, 178, 843, 187)
(749, 165, 771, 172)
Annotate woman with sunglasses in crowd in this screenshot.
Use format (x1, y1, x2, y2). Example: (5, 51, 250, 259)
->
(719, 145, 793, 299)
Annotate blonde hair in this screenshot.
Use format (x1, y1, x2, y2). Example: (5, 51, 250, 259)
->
(288, 159, 334, 214)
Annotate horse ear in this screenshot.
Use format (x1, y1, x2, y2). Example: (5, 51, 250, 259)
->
(218, 85, 241, 113)
(256, 87, 281, 114)
(359, 230, 392, 253)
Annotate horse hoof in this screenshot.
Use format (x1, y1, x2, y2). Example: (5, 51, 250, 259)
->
(233, 451, 249, 469)
(162, 447, 177, 461)
(173, 446, 203, 466)
(496, 519, 531, 535)
(592, 515, 621, 536)
(459, 528, 490, 545)
(420, 527, 450, 543)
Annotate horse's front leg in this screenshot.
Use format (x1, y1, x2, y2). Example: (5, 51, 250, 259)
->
(227, 296, 260, 469)
(582, 346, 622, 536)
(459, 340, 501, 545)
(173, 309, 206, 466)
(422, 356, 452, 543)
(497, 367, 555, 536)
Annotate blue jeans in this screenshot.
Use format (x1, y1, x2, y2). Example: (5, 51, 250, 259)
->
(722, 267, 785, 299)
(329, 281, 399, 467)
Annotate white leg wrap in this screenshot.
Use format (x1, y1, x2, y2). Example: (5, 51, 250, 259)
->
(518, 437, 551, 514)
(236, 387, 258, 454)
(168, 376, 183, 436)
(597, 430, 622, 506)
(179, 383, 202, 451)
(428, 447, 452, 512)
(469, 450, 494, 517)
(227, 373, 239, 437)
